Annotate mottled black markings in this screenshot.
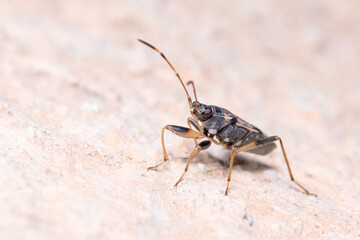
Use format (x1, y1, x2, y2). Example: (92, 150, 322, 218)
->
(230, 117, 237, 124)
(198, 140, 211, 150)
(217, 124, 248, 144)
(203, 128, 215, 138)
(170, 125, 190, 133)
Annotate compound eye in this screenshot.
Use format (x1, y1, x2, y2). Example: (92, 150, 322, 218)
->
(204, 108, 213, 118)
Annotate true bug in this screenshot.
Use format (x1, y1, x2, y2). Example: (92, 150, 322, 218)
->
(139, 39, 316, 196)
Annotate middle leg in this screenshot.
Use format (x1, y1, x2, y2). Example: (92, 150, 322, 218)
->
(175, 140, 211, 186)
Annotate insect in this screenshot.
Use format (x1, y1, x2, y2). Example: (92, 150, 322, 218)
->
(139, 39, 316, 196)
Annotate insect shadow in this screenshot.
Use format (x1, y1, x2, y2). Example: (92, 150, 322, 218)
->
(182, 152, 275, 173)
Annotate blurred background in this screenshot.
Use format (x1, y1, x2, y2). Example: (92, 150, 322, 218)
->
(0, 0, 359, 239)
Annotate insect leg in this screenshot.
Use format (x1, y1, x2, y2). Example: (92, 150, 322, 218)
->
(147, 125, 204, 171)
(235, 136, 316, 196)
(174, 140, 211, 187)
(267, 136, 316, 196)
(187, 117, 200, 132)
(187, 117, 200, 145)
(225, 150, 236, 195)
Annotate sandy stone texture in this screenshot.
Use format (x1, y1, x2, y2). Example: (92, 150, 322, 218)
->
(0, 0, 359, 239)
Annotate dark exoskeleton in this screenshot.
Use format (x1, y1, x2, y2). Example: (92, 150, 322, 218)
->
(139, 39, 316, 196)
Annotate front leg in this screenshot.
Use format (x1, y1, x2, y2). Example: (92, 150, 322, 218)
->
(187, 117, 200, 145)
(147, 125, 205, 170)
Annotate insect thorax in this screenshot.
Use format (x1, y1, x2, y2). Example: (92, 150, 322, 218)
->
(198, 105, 268, 150)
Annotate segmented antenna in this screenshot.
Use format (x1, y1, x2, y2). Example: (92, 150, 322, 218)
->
(187, 80, 200, 113)
(138, 39, 193, 108)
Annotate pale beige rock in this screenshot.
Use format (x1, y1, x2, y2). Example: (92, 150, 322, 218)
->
(0, 1, 359, 239)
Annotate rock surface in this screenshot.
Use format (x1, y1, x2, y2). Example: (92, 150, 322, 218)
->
(0, 1, 359, 239)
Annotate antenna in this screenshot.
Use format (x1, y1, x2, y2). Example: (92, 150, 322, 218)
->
(138, 39, 193, 108)
(187, 80, 200, 113)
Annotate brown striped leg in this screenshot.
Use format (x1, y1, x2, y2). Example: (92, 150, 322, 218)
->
(269, 136, 316, 196)
(175, 140, 211, 186)
(225, 150, 236, 195)
(234, 136, 316, 196)
(147, 125, 204, 171)
(187, 117, 200, 145)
